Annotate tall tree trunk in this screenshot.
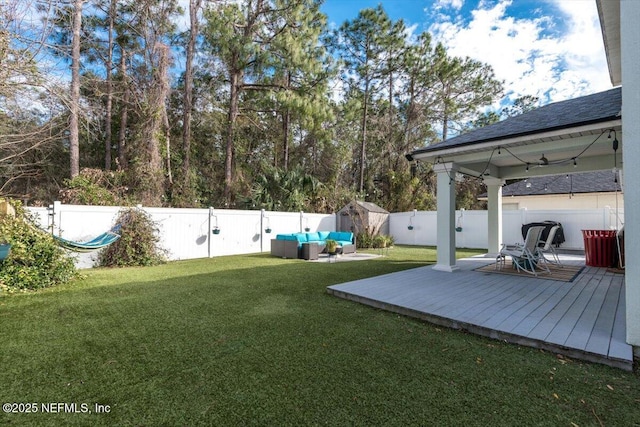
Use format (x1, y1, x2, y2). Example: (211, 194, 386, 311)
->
(282, 108, 290, 171)
(387, 67, 394, 169)
(182, 0, 201, 184)
(137, 43, 169, 206)
(222, 0, 263, 206)
(224, 68, 241, 206)
(104, 0, 116, 170)
(282, 71, 291, 171)
(442, 109, 449, 141)
(69, 0, 84, 178)
(164, 105, 172, 186)
(117, 50, 129, 170)
(359, 77, 369, 193)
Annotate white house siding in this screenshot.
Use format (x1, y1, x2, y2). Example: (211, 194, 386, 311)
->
(621, 0, 640, 350)
(500, 193, 624, 211)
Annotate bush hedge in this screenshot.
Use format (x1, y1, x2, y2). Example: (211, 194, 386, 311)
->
(0, 200, 77, 293)
(356, 231, 394, 249)
(98, 208, 167, 267)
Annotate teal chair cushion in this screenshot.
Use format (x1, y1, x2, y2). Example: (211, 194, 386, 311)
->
(329, 231, 353, 243)
(275, 234, 297, 241)
(305, 232, 321, 242)
(318, 231, 331, 240)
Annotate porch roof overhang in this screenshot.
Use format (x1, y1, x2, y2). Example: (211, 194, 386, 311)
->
(596, 0, 621, 86)
(408, 87, 622, 181)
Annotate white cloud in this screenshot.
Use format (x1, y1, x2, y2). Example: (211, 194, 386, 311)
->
(428, 0, 610, 107)
(435, 0, 465, 11)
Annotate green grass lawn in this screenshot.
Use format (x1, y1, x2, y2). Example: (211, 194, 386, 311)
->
(1, 246, 638, 426)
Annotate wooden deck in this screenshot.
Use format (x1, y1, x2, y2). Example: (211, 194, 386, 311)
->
(327, 255, 633, 370)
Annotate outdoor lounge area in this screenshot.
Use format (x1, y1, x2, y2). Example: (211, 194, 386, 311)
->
(328, 252, 632, 370)
(270, 231, 356, 260)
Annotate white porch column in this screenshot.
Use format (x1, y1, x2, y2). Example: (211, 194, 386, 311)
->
(432, 162, 458, 272)
(484, 177, 504, 257)
(621, 0, 640, 351)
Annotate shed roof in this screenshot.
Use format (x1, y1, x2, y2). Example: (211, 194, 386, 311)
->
(410, 87, 621, 157)
(341, 201, 389, 214)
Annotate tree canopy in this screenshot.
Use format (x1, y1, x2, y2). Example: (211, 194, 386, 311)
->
(1, 0, 513, 212)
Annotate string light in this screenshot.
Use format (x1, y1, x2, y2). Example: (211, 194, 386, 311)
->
(427, 128, 617, 183)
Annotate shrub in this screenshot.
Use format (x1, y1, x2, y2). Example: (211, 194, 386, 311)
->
(356, 231, 374, 249)
(358, 232, 395, 249)
(59, 168, 128, 206)
(98, 208, 166, 267)
(372, 234, 395, 249)
(0, 200, 77, 293)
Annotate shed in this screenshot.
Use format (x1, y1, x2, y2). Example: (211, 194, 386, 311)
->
(337, 201, 390, 236)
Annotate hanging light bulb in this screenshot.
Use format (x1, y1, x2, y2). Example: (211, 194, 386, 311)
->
(573, 158, 577, 168)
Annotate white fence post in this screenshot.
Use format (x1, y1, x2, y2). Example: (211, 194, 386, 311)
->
(520, 207, 528, 227)
(208, 207, 213, 258)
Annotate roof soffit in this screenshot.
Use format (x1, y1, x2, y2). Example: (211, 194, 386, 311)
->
(597, 0, 621, 86)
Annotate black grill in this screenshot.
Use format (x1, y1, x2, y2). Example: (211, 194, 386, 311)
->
(521, 221, 565, 247)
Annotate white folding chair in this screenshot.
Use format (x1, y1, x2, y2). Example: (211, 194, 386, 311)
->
(498, 225, 549, 276)
(535, 225, 562, 266)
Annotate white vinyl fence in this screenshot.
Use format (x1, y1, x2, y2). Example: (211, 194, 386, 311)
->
(391, 207, 623, 250)
(27, 203, 336, 268)
(26, 202, 623, 268)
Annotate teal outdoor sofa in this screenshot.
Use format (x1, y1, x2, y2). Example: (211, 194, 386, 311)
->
(271, 231, 356, 260)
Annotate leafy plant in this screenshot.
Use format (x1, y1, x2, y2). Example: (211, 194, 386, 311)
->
(370, 234, 395, 249)
(359, 232, 394, 249)
(325, 239, 338, 254)
(356, 231, 374, 249)
(98, 208, 167, 267)
(59, 168, 129, 206)
(244, 165, 323, 212)
(0, 199, 77, 293)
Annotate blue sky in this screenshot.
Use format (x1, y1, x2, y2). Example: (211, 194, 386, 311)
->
(320, 0, 612, 107)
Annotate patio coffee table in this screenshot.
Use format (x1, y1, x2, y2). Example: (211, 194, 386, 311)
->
(328, 245, 343, 263)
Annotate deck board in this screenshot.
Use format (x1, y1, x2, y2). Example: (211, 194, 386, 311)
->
(327, 255, 632, 370)
(585, 277, 623, 355)
(526, 273, 593, 341)
(508, 281, 575, 337)
(544, 276, 600, 346)
(609, 285, 633, 361)
(564, 275, 613, 351)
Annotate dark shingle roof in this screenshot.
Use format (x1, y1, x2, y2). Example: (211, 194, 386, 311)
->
(355, 201, 389, 214)
(341, 201, 389, 214)
(412, 87, 621, 156)
(499, 171, 622, 196)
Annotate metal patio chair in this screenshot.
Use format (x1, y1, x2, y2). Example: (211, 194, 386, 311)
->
(535, 225, 562, 266)
(497, 225, 549, 276)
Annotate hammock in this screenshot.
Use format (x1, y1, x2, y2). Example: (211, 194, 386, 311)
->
(53, 226, 121, 253)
